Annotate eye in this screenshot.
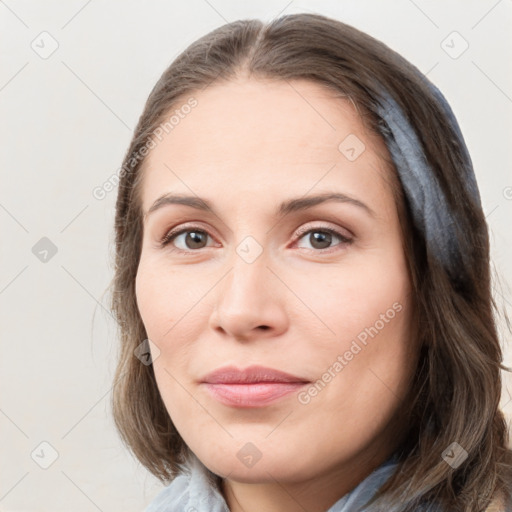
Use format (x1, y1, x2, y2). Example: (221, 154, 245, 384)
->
(160, 226, 214, 252)
(293, 226, 353, 252)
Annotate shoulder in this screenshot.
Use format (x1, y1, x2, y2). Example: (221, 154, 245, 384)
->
(143, 474, 190, 512)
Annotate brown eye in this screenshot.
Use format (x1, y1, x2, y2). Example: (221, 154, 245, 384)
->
(307, 231, 333, 250)
(160, 228, 213, 251)
(295, 227, 352, 252)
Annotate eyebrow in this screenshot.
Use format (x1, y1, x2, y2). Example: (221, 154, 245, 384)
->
(144, 191, 376, 220)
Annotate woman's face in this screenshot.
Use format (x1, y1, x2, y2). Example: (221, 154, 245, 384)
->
(135, 78, 418, 484)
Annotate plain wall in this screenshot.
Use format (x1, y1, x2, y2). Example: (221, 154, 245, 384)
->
(1, 1, 511, 510)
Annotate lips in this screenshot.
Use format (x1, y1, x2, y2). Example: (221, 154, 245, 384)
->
(201, 365, 309, 384)
(200, 365, 310, 408)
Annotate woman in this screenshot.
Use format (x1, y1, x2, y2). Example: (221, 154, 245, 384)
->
(109, 12, 512, 511)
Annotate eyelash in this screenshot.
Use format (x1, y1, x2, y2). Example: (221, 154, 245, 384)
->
(159, 224, 353, 254)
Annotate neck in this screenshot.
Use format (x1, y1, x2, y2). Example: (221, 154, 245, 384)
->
(220, 445, 397, 512)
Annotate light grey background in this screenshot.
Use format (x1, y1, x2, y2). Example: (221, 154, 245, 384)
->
(1, 1, 511, 511)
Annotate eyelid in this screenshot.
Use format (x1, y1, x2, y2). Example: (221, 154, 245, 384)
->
(293, 222, 353, 242)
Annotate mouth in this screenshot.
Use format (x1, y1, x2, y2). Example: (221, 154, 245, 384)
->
(200, 365, 310, 408)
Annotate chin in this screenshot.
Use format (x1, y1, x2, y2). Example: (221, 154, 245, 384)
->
(196, 446, 316, 484)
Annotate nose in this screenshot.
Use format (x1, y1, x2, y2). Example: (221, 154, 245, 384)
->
(208, 250, 288, 342)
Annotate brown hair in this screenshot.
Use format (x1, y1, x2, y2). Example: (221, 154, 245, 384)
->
(109, 13, 512, 511)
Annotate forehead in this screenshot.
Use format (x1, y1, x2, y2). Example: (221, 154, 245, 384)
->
(139, 78, 394, 215)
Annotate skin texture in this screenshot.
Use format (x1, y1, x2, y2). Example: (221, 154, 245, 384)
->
(135, 78, 420, 512)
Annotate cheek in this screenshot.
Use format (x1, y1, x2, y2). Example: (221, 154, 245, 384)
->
(135, 262, 200, 428)
(292, 272, 414, 467)
(295, 251, 410, 342)
(135, 258, 199, 339)
(135, 259, 160, 326)
(135, 258, 217, 385)
(297, 248, 414, 402)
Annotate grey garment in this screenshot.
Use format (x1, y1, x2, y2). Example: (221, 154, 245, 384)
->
(144, 453, 228, 512)
(143, 451, 415, 512)
(374, 83, 481, 285)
